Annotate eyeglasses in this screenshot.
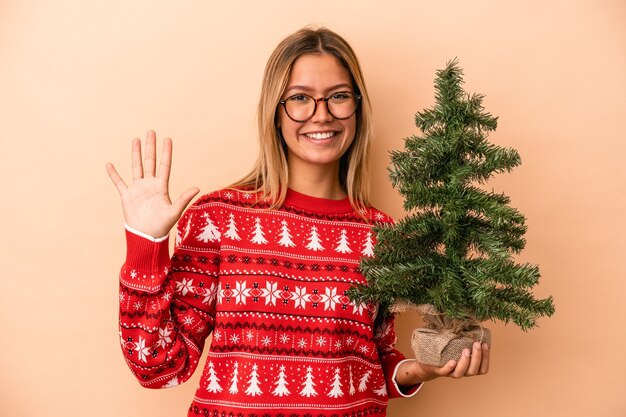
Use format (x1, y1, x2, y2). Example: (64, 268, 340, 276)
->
(279, 91, 362, 122)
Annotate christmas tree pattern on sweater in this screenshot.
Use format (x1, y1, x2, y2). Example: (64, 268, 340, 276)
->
(118, 188, 416, 417)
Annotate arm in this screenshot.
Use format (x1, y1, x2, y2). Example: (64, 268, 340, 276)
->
(373, 313, 423, 398)
(107, 131, 208, 387)
(119, 208, 220, 388)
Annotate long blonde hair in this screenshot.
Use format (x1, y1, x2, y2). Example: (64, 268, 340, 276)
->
(230, 26, 373, 212)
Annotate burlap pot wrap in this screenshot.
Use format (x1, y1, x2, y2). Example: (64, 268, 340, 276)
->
(410, 304, 491, 367)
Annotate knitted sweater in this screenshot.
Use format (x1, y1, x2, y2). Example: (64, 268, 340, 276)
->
(119, 188, 421, 417)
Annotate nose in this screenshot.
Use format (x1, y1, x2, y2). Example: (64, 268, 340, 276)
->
(310, 98, 334, 123)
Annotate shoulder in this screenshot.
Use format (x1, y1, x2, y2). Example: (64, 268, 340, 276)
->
(190, 187, 271, 210)
(362, 206, 395, 225)
(176, 187, 271, 234)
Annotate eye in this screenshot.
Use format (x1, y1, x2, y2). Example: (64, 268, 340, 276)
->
(330, 92, 352, 101)
(288, 94, 311, 102)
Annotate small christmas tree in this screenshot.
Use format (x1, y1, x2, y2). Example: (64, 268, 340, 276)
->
(250, 217, 268, 245)
(335, 229, 352, 254)
(224, 213, 241, 241)
(361, 231, 375, 257)
(206, 361, 223, 393)
(299, 366, 318, 397)
(306, 226, 324, 251)
(196, 212, 221, 243)
(245, 364, 263, 396)
(229, 362, 239, 394)
(348, 366, 356, 395)
(350, 59, 555, 365)
(357, 370, 371, 392)
(326, 367, 344, 398)
(278, 220, 296, 247)
(272, 365, 291, 397)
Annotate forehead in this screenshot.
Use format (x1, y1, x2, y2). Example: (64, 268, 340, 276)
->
(287, 53, 352, 91)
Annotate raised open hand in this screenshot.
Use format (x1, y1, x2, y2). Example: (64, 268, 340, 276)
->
(106, 130, 199, 238)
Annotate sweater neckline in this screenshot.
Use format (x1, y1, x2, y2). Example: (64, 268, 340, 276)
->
(283, 188, 354, 214)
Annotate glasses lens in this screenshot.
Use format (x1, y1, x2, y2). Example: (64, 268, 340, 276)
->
(327, 92, 357, 119)
(285, 95, 315, 122)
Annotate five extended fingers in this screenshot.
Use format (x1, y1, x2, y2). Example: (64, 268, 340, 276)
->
(107, 130, 197, 218)
(106, 130, 199, 237)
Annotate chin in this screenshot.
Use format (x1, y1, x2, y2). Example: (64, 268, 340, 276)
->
(301, 157, 339, 167)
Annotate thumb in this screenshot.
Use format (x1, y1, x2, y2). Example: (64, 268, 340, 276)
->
(171, 187, 200, 219)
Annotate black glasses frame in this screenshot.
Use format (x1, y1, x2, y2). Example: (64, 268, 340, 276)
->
(278, 91, 362, 122)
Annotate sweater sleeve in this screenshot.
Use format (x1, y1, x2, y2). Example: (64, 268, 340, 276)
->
(374, 313, 423, 398)
(118, 205, 220, 388)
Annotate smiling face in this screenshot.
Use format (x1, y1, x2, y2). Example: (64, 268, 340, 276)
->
(277, 53, 357, 182)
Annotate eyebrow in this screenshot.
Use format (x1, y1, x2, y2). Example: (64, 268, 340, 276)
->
(285, 83, 353, 94)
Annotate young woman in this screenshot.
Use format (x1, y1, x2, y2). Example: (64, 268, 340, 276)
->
(107, 27, 489, 417)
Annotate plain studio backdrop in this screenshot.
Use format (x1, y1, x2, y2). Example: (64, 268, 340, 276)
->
(1, 1, 624, 416)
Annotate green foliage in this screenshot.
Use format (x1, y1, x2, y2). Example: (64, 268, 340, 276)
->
(350, 59, 554, 330)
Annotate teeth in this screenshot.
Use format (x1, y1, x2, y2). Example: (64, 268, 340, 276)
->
(305, 132, 335, 140)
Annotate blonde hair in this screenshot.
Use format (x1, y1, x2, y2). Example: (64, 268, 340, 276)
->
(230, 26, 373, 213)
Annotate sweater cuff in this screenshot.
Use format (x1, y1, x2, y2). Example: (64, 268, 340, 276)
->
(391, 359, 423, 398)
(124, 227, 171, 275)
(124, 224, 169, 242)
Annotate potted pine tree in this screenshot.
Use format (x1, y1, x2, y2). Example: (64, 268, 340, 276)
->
(351, 59, 555, 367)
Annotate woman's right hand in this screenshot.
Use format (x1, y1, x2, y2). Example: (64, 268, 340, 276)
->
(106, 130, 200, 238)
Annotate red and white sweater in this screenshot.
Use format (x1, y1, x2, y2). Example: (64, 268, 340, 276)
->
(119, 188, 421, 417)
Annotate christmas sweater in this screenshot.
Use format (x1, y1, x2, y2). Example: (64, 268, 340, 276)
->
(119, 188, 421, 417)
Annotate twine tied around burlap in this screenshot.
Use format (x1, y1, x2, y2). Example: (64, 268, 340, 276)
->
(393, 302, 491, 367)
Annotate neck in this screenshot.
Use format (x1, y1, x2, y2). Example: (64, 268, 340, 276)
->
(287, 159, 346, 200)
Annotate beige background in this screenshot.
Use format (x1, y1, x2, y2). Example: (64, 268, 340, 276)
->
(1, 1, 625, 416)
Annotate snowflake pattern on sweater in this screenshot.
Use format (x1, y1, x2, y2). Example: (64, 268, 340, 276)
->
(119, 188, 418, 417)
